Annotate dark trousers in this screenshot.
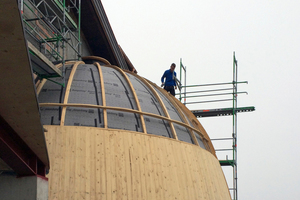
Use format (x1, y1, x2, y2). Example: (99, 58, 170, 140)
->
(164, 86, 175, 96)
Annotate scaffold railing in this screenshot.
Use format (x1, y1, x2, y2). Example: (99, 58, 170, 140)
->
(177, 53, 255, 200)
(19, 0, 81, 81)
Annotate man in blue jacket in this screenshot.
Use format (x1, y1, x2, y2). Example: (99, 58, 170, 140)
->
(161, 63, 177, 96)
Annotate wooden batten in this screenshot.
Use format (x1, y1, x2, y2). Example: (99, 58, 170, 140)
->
(94, 62, 108, 128)
(83, 56, 111, 65)
(39, 103, 204, 138)
(60, 61, 85, 126)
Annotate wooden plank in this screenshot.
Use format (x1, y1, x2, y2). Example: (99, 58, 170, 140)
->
(148, 135, 160, 199)
(114, 130, 126, 199)
(137, 133, 147, 200)
(143, 135, 155, 199)
(153, 136, 165, 199)
(83, 56, 111, 65)
(95, 62, 107, 128)
(123, 129, 133, 199)
(99, 128, 107, 199)
(167, 139, 181, 199)
(80, 126, 87, 199)
(62, 127, 70, 200)
(85, 128, 92, 200)
(68, 126, 76, 199)
(27, 41, 62, 77)
(110, 131, 117, 200)
(171, 141, 185, 199)
(95, 125, 102, 198)
(105, 129, 112, 200)
(131, 132, 142, 199)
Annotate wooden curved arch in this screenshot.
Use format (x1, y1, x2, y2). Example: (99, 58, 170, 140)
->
(36, 61, 78, 95)
(94, 62, 108, 128)
(60, 61, 85, 126)
(82, 56, 111, 65)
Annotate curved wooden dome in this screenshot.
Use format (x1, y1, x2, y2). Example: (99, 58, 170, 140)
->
(37, 57, 230, 199)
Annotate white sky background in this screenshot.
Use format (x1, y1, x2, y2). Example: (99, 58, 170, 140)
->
(101, 0, 300, 199)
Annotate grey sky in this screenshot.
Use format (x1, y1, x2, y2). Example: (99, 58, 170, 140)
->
(102, 0, 300, 199)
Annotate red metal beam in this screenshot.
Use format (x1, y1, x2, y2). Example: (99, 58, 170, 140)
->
(0, 116, 46, 176)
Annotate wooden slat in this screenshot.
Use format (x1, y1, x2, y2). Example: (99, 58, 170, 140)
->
(60, 61, 85, 126)
(108, 65, 147, 133)
(36, 62, 76, 94)
(27, 41, 62, 77)
(83, 56, 111, 65)
(94, 62, 107, 128)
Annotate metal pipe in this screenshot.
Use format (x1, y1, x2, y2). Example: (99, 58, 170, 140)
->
(179, 58, 182, 102)
(211, 138, 234, 141)
(182, 81, 248, 88)
(184, 64, 186, 105)
(215, 148, 233, 152)
(184, 91, 247, 99)
(184, 98, 232, 105)
(78, 0, 81, 60)
(177, 87, 233, 95)
(62, 0, 66, 86)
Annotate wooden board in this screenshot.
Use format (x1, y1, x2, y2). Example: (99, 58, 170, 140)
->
(45, 125, 231, 200)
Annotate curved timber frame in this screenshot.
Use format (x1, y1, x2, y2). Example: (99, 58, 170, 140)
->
(60, 61, 85, 126)
(94, 62, 108, 128)
(37, 59, 215, 153)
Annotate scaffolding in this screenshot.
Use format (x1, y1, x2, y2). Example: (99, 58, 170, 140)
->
(20, 0, 81, 82)
(178, 52, 255, 200)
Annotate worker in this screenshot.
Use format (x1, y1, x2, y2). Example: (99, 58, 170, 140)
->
(161, 63, 177, 96)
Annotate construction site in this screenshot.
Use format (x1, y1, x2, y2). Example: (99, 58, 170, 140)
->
(0, 1, 254, 199)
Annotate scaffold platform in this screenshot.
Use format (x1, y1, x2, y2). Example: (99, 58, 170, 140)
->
(191, 106, 255, 118)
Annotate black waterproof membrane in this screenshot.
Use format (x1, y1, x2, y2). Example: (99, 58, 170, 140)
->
(38, 63, 206, 149)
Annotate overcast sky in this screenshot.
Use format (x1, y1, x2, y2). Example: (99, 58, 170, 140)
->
(102, 0, 300, 199)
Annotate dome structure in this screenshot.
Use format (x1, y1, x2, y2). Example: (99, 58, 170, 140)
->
(37, 57, 230, 199)
(38, 57, 214, 152)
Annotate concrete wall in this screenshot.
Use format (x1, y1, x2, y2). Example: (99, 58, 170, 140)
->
(0, 175, 48, 200)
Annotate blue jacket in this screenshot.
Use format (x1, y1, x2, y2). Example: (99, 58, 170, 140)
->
(161, 69, 176, 86)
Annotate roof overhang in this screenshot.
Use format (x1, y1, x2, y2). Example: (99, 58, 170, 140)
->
(80, 0, 129, 70)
